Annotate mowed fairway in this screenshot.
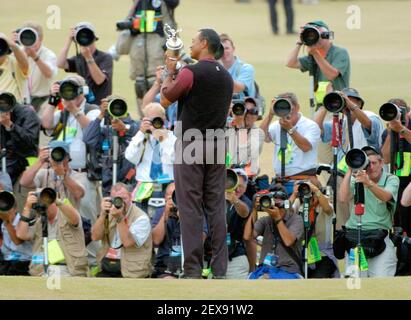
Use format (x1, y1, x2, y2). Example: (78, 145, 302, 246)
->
(0, 0, 411, 299)
(0, 276, 411, 300)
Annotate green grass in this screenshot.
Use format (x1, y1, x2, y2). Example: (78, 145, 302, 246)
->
(1, 0, 411, 299)
(0, 276, 411, 299)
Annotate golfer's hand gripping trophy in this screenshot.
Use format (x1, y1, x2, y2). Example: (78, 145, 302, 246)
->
(163, 24, 184, 77)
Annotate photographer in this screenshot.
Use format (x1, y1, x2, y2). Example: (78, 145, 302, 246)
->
(225, 169, 253, 279)
(286, 20, 350, 94)
(83, 96, 140, 196)
(19, 141, 85, 208)
(220, 33, 255, 101)
(20, 22, 57, 112)
(111, 0, 179, 117)
(0, 32, 29, 103)
(381, 99, 411, 235)
(125, 102, 176, 212)
(0, 174, 32, 276)
(0, 92, 40, 185)
(16, 190, 88, 277)
(92, 183, 152, 278)
(260, 92, 321, 180)
(340, 147, 399, 277)
(289, 181, 339, 278)
(57, 22, 112, 105)
(315, 88, 384, 228)
(250, 186, 304, 278)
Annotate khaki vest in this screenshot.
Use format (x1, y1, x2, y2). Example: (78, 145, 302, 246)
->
(29, 211, 88, 277)
(97, 205, 153, 278)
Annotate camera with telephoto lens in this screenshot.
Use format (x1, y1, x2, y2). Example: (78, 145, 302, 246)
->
(74, 25, 96, 47)
(298, 182, 312, 199)
(226, 169, 239, 192)
(0, 191, 16, 212)
(59, 79, 87, 101)
(108, 197, 124, 209)
(232, 100, 246, 116)
(346, 148, 369, 172)
(0, 92, 17, 113)
(323, 92, 346, 113)
(0, 38, 11, 56)
(379, 102, 407, 124)
(32, 188, 57, 216)
(15, 27, 38, 47)
(300, 24, 334, 46)
(116, 18, 141, 36)
(50, 146, 67, 163)
(107, 97, 128, 119)
(272, 98, 292, 118)
(255, 191, 289, 211)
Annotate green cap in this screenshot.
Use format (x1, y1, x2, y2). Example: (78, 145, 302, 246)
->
(307, 20, 329, 31)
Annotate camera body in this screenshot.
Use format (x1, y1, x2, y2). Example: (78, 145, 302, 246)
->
(116, 18, 140, 36)
(255, 191, 289, 211)
(300, 24, 334, 46)
(0, 92, 17, 113)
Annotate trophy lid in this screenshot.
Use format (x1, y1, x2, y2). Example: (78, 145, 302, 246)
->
(164, 24, 184, 51)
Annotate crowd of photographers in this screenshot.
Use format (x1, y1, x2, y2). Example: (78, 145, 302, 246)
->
(0, 14, 410, 280)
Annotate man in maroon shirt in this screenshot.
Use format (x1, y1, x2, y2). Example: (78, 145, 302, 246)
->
(160, 28, 234, 278)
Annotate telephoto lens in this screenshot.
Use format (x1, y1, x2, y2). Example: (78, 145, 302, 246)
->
(273, 98, 292, 118)
(50, 147, 66, 163)
(346, 148, 369, 171)
(0, 92, 17, 113)
(151, 117, 164, 129)
(297, 182, 311, 199)
(226, 169, 239, 192)
(0, 38, 10, 56)
(0, 191, 16, 212)
(259, 194, 273, 210)
(18, 28, 38, 47)
(232, 101, 246, 116)
(379, 103, 401, 122)
(38, 188, 57, 207)
(59, 80, 82, 100)
(300, 26, 321, 46)
(108, 98, 128, 119)
(112, 197, 124, 209)
(75, 26, 96, 47)
(323, 92, 346, 113)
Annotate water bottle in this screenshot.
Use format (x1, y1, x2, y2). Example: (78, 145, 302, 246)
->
(226, 233, 231, 246)
(102, 139, 110, 152)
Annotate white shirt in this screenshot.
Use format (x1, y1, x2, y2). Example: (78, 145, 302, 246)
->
(52, 100, 100, 169)
(28, 46, 57, 97)
(125, 130, 176, 182)
(1, 214, 33, 261)
(268, 114, 321, 176)
(111, 214, 151, 250)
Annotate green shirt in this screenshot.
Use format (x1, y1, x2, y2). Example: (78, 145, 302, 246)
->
(299, 44, 350, 91)
(346, 171, 399, 231)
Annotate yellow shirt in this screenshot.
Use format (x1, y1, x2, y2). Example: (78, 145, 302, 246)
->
(0, 55, 29, 103)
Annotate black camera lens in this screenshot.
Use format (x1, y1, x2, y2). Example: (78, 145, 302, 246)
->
(59, 80, 81, 100)
(232, 101, 246, 116)
(116, 20, 134, 31)
(273, 98, 292, 118)
(346, 148, 369, 171)
(323, 92, 346, 113)
(112, 197, 124, 209)
(151, 117, 164, 129)
(0, 38, 10, 56)
(298, 183, 311, 198)
(301, 26, 320, 46)
(108, 98, 128, 118)
(379, 103, 399, 122)
(18, 28, 38, 47)
(75, 27, 95, 47)
(0, 92, 16, 113)
(0, 191, 15, 212)
(50, 147, 66, 163)
(226, 169, 239, 192)
(39, 188, 57, 207)
(259, 195, 273, 209)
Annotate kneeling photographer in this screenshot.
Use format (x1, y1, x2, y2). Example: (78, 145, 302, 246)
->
(16, 189, 88, 277)
(0, 174, 32, 276)
(92, 183, 152, 278)
(249, 186, 304, 279)
(338, 147, 399, 277)
(289, 181, 339, 278)
(151, 182, 208, 279)
(83, 96, 140, 196)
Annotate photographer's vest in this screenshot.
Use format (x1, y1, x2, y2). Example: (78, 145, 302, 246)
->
(133, 0, 175, 35)
(97, 205, 152, 278)
(29, 212, 88, 277)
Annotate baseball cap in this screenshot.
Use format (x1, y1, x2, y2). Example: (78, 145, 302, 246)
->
(233, 168, 248, 184)
(307, 20, 330, 31)
(361, 146, 380, 156)
(244, 97, 258, 115)
(342, 87, 365, 108)
(75, 21, 99, 40)
(49, 140, 70, 156)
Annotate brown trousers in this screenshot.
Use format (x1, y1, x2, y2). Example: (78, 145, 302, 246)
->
(173, 139, 228, 278)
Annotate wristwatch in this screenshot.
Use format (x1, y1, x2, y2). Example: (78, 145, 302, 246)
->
(125, 124, 131, 131)
(74, 110, 84, 118)
(86, 58, 95, 64)
(116, 216, 124, 224)
(274, 218, 283, 226)
(287, 127, 296, 135)
(399, 127, 407, 135)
